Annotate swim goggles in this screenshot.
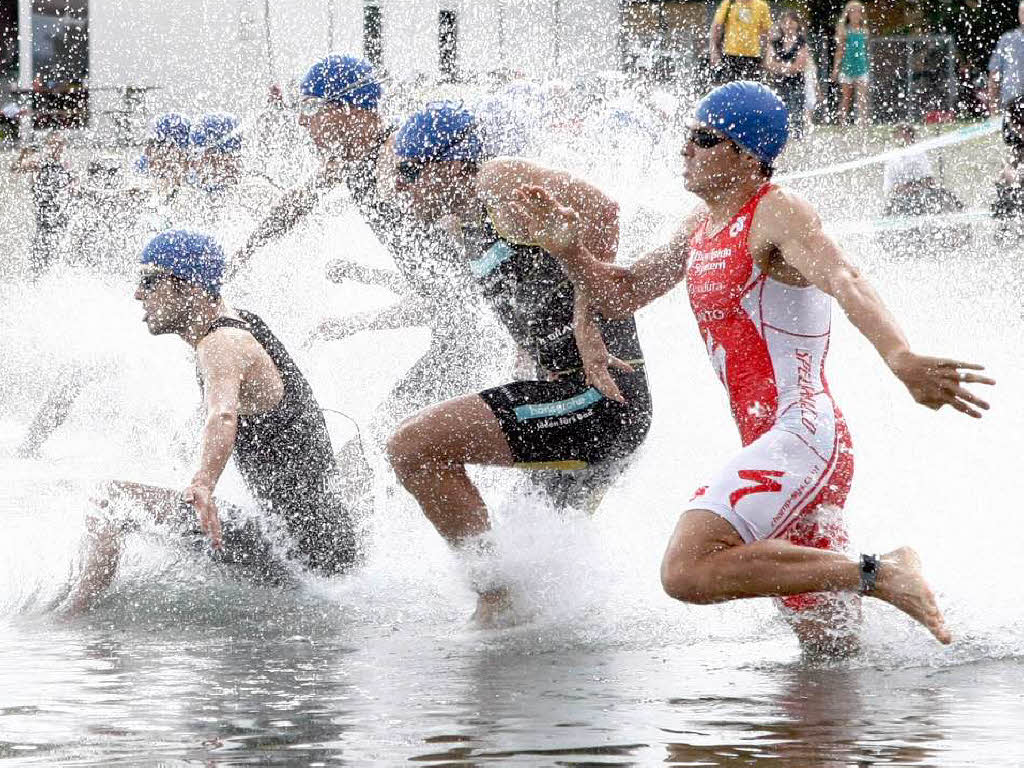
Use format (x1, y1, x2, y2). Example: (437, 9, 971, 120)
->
(686, 126, 729, 149)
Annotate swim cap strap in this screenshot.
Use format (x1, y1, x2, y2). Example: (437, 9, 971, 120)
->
(859, 553, 879, 594)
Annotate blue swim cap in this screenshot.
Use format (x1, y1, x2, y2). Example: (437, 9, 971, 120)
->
(190, 113, 243, 154)
(693, 81, 789, 166)
(140, 230, 226, 295)
(151, 113, 192, 149)
(301, 54, 381, 109)
(395, 102, 484, 162)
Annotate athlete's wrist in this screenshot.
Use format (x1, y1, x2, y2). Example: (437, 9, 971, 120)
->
(882, 345, 913, 373)
(188, 476, 216, 493)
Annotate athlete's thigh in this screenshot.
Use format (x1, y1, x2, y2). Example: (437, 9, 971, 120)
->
(687, 426, 836, 544)
(392, 393, 515, 467)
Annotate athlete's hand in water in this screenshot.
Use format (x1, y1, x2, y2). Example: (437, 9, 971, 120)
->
(182, 484, 223, 549)
(886, 350, 995, 418)
(507, 186, 582, 252)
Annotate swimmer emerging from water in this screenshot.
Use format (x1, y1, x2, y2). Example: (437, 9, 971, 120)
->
(514, 81, 994, 655)
(233, 54, 507, 507)
(68, 230, 358, 612)
(385, 103, 653, 626)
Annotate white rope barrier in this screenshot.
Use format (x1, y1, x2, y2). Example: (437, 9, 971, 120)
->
(778, 119, 1000, 182)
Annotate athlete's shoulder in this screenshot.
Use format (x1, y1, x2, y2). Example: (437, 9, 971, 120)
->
(198, 316, 258, 359)
(758, 185, 821, 221)
(752, 185, 825, 243)
(478, 157, 553, 195)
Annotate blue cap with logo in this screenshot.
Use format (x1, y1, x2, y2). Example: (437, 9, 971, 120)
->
(140, 230, 226, 295)
(693, 81, 789, 166)
(190, 113, 243, 154)
(301, 54, 381, 109)
(395, 102, 484, 162)
(151, 113, 192, 149)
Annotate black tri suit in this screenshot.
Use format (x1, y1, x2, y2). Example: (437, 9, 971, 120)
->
(462, 213, 653, 507)
(186, 310, 357, 581)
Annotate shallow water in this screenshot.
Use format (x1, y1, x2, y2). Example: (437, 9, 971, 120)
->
(2, 121, 1023, 764)
(2, 614, 1023, 765)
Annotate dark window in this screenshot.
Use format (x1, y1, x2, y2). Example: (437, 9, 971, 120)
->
(439, 9, 457, 82)
(1, 0, 17, 83)
(32, 0, 89, 129)
(364, 4, 382, 68)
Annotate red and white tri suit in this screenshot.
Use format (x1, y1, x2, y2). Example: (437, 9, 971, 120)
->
(686, 184, 855, 612)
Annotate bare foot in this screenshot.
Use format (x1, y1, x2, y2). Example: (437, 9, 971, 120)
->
(469, 587, 518, 629)
(873, 547, 951, 644)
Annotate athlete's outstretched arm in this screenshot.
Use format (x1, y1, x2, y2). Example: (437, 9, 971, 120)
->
(309, 299, 431, 344)
(325, 257, 409, 295)
(504, 184, 697, 318)
(476, 158, 620, 262)
(760, 188, 995, 417)
(229, 170, 329, 275)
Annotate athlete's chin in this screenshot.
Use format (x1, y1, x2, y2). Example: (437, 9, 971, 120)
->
(682, 175, 704, 195)
(142, 316, 172, 336)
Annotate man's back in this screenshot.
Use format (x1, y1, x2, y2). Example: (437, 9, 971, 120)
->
(715, 0, 771, 58)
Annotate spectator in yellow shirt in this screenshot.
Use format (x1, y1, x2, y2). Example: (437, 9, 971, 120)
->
(709, 0, 772, 84)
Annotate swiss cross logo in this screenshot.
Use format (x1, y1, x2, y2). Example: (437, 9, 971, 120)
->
(729, 215, 748, 238)
(729, 469, 785, 509)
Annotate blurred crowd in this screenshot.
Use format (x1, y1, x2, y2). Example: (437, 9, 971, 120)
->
(3, 66, 686, 281)
(3, 0, 1024, 283)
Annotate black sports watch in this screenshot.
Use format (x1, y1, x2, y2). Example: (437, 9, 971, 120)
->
(859, 553, 880, 594)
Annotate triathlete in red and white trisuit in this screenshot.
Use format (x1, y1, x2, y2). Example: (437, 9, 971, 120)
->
(516, 81, 992, 650)
(687, 183, 854, 612)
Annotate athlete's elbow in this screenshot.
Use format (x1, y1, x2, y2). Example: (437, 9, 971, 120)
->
(660, 559, 717, 605)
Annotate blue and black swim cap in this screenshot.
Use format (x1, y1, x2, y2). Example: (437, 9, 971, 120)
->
(140, 230, 226, 296)
(151, 113, 192, 149)
(301, 54, 381, 110)
(693, 81, 789, 166)
(395, 102, 484, 163)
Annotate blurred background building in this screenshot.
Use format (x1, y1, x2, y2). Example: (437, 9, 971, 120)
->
(0, 0, 1021, 145)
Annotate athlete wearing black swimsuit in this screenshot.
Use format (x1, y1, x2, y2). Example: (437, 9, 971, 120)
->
(193, 311, 356, 577)
(464, 215, 652, 468)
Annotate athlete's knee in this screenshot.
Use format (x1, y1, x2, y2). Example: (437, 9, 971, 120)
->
(386, 419, 445, 482)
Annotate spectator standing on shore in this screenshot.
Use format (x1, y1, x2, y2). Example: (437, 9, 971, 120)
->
(988, 2, 1024, 147)
(766, 10, 810, 139)
(832, 1, 871, 125)
(709, 0, 772, 84)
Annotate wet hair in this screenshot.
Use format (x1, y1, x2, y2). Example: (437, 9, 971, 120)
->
(727, 142, 775, 179)
(780, 9, 805, 31)
(838, 1, 865, 29)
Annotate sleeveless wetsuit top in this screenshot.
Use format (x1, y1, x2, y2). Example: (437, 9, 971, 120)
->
(687, 184, 845, 446)
(841, 30, 869, 78)
(201, 311, 338, 503)
(461, 214, 644, 373)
